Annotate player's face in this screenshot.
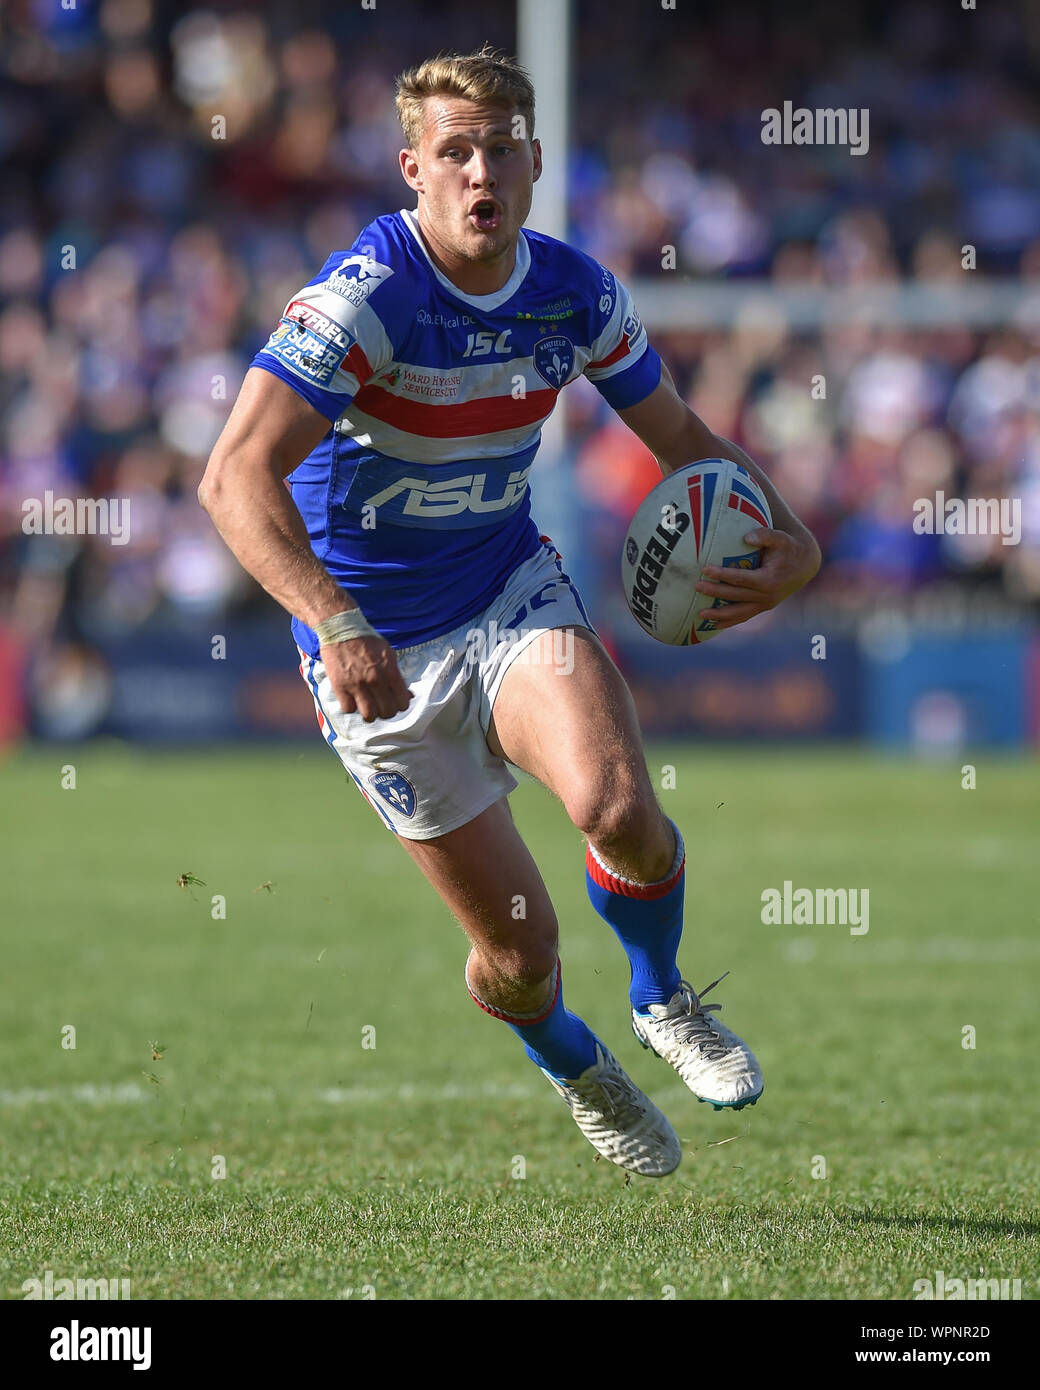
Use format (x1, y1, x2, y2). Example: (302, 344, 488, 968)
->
(401, 97, 542, 282)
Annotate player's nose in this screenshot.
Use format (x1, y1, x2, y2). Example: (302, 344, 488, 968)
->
(468, 150, 496, 187)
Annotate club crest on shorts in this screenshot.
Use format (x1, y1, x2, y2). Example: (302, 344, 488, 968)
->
(533, 335, 574, 388)
(369, 771, 417, 817)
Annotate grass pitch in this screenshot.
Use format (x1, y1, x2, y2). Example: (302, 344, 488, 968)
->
(1, 742, 1037, 1300)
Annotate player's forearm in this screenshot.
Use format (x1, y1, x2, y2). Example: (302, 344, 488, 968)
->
(659, 414, 818, 558)
(707, 434, 817, 555)
(198, 462, 360, 627)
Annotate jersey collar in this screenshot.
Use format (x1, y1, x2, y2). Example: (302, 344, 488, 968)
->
(399, 207, 531, 310)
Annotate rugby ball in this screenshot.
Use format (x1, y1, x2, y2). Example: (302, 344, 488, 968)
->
(622, 458, 772, 645)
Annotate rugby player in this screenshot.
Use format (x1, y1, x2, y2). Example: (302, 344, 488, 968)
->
(199, 46, 821, 1177)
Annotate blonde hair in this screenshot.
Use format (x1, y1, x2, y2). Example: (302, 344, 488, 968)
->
(395, 44, 536, 150)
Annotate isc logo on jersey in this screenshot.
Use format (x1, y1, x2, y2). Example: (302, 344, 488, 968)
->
(365, 467, 532, 520)
(326, 254, 394, 306)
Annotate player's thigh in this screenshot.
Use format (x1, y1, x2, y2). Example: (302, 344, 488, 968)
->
(396, 797, 559, 980)
(486, 626, 655, 827)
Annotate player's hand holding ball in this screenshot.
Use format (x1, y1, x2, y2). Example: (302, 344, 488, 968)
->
(694, 526, 820, 632)
(622, 458, 820, 644)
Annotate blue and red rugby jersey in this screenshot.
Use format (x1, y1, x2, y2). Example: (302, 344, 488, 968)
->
(250, 207, 662, 654)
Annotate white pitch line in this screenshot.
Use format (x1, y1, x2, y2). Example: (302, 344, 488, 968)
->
(0, 1084, 148, 1106)
(315, 1081, 537, 1104)
(781, 937, 1040, 963)
(0, 1081, 540, 1108)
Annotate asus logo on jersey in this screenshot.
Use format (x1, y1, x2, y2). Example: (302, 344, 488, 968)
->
(365, 467, 531, 518)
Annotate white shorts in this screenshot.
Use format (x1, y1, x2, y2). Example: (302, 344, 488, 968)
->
(298, 536, 595, 840)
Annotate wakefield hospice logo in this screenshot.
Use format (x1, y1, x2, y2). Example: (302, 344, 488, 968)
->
(22, 491, 130, 545)
(761, 101, 869, 156)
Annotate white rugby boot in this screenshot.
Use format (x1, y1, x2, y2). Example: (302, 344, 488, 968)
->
(631, 973, 763, 1111)
(541, 1043, 682, 1177)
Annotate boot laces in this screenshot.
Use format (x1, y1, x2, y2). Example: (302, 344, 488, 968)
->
(667, 973, 732, 1062)
(569, 1066, 644, 1125)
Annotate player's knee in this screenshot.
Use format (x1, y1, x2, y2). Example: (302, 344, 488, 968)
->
(567, 778, 649, 846)
(478, 922, 556, 989)
(490, 937, 559, 989)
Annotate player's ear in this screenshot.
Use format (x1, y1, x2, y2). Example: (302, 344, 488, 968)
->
(531, 137, 542, 184)
(400, 148, 422, 192)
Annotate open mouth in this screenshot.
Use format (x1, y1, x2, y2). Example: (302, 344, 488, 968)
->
(469, 199, 501, 231)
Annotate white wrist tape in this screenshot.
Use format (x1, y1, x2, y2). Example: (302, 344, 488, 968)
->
(313, 609, 377, 645)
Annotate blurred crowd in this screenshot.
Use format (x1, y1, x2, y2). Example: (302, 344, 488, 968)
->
(572, 312, 1040, 624)
(1, 0, 1038, 669)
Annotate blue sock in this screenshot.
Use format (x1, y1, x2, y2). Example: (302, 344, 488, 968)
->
(586, 819, 685, 1012)
(466, 959, 598, 1080)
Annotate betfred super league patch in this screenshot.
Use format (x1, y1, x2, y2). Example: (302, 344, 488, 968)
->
(262, 302, 355, 386)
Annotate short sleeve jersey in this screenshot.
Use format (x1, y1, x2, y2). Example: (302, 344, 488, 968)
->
(251, 207, 662, 653)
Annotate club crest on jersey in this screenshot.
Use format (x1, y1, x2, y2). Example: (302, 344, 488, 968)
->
(326, 254, 394, 306)
(369, 771, 416, 818)
(533, 335, 574, 389)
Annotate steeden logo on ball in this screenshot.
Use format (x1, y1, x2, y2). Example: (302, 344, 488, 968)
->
(621, 459, 771, 647)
